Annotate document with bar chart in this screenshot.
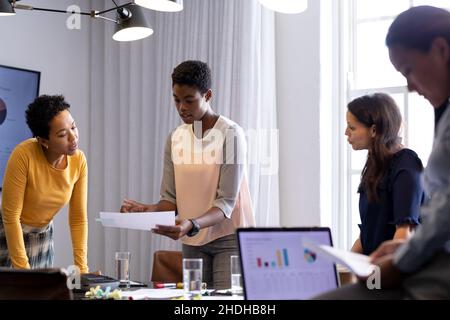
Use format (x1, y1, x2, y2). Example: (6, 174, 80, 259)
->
(238, 229, 338, 300)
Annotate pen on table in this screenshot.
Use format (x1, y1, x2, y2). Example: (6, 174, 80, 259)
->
(154, 283, 177, 289)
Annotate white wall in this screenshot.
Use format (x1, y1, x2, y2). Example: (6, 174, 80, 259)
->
(0, 0, 91, 268)
(276, 0, 322, 227)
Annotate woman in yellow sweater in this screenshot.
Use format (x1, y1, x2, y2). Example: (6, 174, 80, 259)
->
(0, 95, 88, 273)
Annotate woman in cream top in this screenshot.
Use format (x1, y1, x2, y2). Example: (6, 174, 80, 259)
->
(121, 60, 254, 289)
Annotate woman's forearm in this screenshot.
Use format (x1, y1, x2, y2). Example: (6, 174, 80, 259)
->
(153, 200, 177, 212)
(193, 207, 226, 229)
(351, 237, 364, 254)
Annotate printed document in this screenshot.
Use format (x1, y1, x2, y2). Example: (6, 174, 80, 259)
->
(303, 241, 376, 277)
(98, 211, 175, 231)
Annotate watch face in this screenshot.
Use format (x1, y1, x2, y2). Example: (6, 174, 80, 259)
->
(187, 219, 200, 237)
(189, 229, 199, 237)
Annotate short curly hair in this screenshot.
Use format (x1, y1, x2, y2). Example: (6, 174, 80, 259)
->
(171, 60, 211, 94)
(25, 95, 70, 139)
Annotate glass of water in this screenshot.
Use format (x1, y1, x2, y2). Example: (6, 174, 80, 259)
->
(230, 255, 243, 295)
(115, 251, 131, 288)
(183, 258, 202, 299)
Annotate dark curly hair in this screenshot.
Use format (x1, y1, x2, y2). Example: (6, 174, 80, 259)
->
(171, 60, 211, 94)
(25, 95, 70, 139)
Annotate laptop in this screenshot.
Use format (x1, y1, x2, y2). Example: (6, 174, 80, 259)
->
(236, 227, 339, 300)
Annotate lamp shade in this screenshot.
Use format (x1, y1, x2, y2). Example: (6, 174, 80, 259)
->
(0, 0, 15, 16)
(258, 0, 307, 14)
(134, 0, 183, 13)
(113, 4, 153, 42)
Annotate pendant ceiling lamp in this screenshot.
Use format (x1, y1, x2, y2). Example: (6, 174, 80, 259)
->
(134, 0, 183, 12)
(258, 0, 308, 14)
(0, 0, 15, 16)
(113, 4, 153, 42)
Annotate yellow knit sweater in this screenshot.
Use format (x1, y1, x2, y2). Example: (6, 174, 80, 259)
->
(1, 138, 88, 272)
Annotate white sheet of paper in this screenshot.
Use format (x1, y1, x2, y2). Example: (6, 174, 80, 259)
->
(302, 241, 376, 277)
(121, 289, 184, 300)
(201, 295, 244, 300)
(98, 211, 175, 231)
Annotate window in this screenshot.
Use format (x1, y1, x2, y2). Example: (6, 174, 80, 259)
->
(332, 0, 450, 250)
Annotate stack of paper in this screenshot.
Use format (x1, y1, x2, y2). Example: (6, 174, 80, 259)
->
(98, 211, 175, 231)
(302, 241, 376, 277)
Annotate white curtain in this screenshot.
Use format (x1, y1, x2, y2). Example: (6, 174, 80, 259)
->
(87, 0, 279, 282)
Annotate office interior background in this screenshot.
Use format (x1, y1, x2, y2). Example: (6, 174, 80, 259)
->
(0, 0, 448, 283)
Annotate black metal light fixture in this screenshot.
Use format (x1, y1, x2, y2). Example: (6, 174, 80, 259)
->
(0, 0, 182, 41)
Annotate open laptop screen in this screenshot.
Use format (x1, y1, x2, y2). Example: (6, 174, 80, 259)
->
(237, 227, 339, 300)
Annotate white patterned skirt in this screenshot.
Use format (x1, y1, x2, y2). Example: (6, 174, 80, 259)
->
(0, 213, 54, 269)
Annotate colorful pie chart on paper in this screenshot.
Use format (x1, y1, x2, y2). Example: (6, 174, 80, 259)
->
(303, 248, 317, 263)
(0, 98, 7, 125)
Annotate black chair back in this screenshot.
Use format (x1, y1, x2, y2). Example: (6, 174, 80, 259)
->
(0, 268, 72, 300)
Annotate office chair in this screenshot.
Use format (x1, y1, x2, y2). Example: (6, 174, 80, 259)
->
(0, 268, 73, 300)
(151, 250, 182, 283)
